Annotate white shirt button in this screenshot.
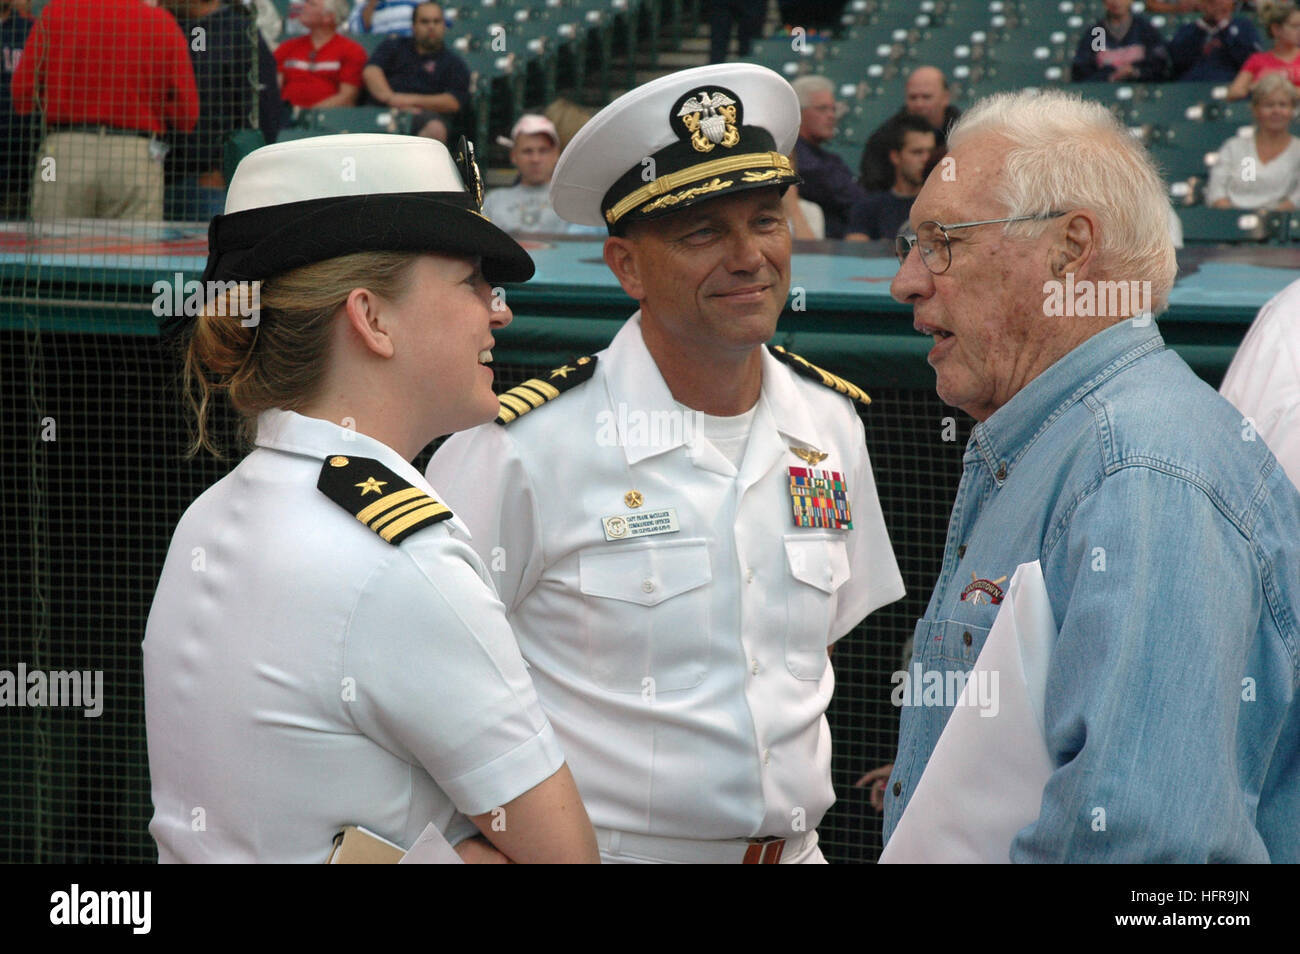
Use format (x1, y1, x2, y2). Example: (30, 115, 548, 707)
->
(745, 568, 755, 583)
(751, 658, 759, 675)
(762, 749, 771, 765)
(641, 579, 655, 593)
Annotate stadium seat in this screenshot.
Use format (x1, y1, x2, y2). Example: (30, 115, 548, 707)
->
(1178, 206, 1277, 244)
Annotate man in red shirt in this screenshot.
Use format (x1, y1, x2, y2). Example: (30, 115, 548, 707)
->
(275, 0, 365, 108)
(12, 0, 199, 220)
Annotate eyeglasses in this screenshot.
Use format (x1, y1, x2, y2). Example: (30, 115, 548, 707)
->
(894, 212, 1066, 275)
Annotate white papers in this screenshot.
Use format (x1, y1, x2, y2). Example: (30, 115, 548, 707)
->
(398, 823, 466, 864)
(880, 560, 1057, 863)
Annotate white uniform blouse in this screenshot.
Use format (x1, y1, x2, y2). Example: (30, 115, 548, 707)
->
(427, 315, 905, 841)
(144, 409, 564, 862)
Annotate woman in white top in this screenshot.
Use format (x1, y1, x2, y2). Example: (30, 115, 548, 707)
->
(1206, 71, 1300, 210)
(143, 133, 599, 863)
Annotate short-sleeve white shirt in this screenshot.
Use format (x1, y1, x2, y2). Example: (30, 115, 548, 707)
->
(1220, 277, 1300, 492)
(426, 315, 905, 840)
(144, 409, 564, 862)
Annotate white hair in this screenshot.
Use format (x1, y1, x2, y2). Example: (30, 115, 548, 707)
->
(947, 89, 1177, 312)
(792, 75, 834, 109)
(324, 0, 351, 25)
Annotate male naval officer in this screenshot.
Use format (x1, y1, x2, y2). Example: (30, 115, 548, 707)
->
(427, 64, 905, 864)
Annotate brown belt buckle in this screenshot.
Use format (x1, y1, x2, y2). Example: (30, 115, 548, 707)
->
(742, 836, 786, 864)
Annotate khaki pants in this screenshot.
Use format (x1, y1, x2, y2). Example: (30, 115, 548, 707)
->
(30, 131, 163, 221)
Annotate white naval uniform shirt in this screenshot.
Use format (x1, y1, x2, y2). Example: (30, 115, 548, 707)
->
(1220, 277, 1300, 493)
(144, 409, 564, 862)
(427, 315, 905, 840)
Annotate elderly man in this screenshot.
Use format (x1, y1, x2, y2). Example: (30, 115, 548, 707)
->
(275, 0, 367, 108)
(858, 66, 960, 192)
(792, 75, 868, 239)
(428, 63, 905, 864)
(885, 88, 1300, 862)
(362, 1, 468, 142)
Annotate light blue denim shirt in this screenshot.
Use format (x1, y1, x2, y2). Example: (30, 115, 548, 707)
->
(883, 317, 1300, 862)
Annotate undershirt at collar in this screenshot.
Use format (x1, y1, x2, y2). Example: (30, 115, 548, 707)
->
(683, 400, 759, 470)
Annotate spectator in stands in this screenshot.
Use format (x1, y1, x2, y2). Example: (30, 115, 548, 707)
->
(708, 0, 765, 64)
(1228, 0, 1300, 97)
(0, 0, 32, 218)
(792, 75, 867, 239)
(163, 1, 280, 221)
(12, 0, 199, 221)
(1206, 72, 1300, 208)
(1169, 0, 1262, 81)
(859, 66, 960, 193)
(249, 0, 283, 45)
(481, 114, 566, 234)
(349, 0, 419, 36)
(276, 0, 367, 108)
(363, 2, 468, 142)
(887, 87, 1300, 863)
(845, 115, 934, 242)
(1071, 0, 1172, 82)
(1220, 277, 1300, 493)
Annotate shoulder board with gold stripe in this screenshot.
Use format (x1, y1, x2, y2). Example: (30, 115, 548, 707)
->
(317, 455, 452, 546)
(494, 355, 598, 425)
(768, 345, 871, 407)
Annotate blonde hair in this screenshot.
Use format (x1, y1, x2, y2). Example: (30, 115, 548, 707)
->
(946, 89, 1177, 313)
(182, 252, 419, 457)
(1252, 70, 1300, 105)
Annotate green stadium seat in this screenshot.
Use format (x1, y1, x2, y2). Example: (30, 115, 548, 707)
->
(1178, 206, 1278, 244)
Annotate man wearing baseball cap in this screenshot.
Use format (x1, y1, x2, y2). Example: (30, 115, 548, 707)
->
(427, 64, 904, 863)
(481, 114, 565, 235)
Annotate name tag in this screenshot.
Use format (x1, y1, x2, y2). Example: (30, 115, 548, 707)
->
(601, 508, 680, 541)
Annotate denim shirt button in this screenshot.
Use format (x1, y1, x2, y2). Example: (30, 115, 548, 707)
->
(995, 462, 1007, 481)
(963, 630, 973, 646)
(892, 781, 902, 797)
(957, 544, 966, 558)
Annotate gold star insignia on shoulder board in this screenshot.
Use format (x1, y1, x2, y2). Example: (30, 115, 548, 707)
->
(355, 477, 387, 496)
(318, 456, 452, 546)
(624, 490, 643, 508)
(496, 355, 599, 425)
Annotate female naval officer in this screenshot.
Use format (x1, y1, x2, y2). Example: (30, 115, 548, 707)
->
(143, 133, 599, 863)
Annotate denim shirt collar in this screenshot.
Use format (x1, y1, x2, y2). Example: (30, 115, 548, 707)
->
(967, 318, 1166, 483)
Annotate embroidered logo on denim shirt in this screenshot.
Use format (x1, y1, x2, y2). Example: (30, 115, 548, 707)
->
(960, 572, 1007, 605)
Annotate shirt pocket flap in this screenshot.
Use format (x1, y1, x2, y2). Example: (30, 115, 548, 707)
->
(579, 539, 712, 607)
(784, 536, 850, 594)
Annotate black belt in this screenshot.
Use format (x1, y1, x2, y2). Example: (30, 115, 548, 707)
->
(49, 124, 154, 139)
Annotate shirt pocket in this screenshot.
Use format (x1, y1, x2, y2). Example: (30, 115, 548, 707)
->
(578, 538, 712, 693)
(783, 534, 851, 680)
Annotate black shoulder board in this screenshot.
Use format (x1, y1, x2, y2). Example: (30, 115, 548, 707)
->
(495, 355, 598, 425)
(317, 455, 452, 546)
(768, 345, 871, 407)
